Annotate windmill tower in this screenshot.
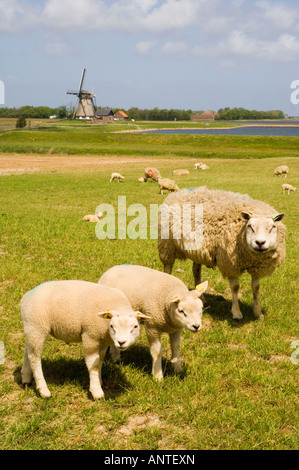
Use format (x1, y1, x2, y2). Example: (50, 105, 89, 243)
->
(67, 68, 96, 119)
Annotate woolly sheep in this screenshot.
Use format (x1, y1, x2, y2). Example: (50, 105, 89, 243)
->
(83, 212, 103, 222)
(110, 172, 124, 182)
(282, 183, 297, 194)
(158, 177, 179, 195)
(194, 162, 209, 170)
(274, 166, 289, 177)
(99, 265, 208, 381)
(20, 280, 149, 399)
(158, 187, 286, 321)
(144, 167, 161, 181)
(171, 169, 189, 176)
(138, 177, 148, 183)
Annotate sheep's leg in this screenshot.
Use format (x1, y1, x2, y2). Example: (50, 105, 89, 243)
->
(146, 327, 163, 381)
(251, 276, 263, 319)
(25, 332, 50, 397)
(169, 330, 183, 374)
(21, 339, 33, 385)
(163, 262, 174, 275)
(82, 335, 106, 399)
(193, 263, 206, 305)
(229, 277, 243, 321)
(193, 262, 202, 286)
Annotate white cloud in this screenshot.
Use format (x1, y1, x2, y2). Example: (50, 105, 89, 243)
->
(162, 41, 187, 54)
(0, 0, 40, 32)
(135, 41, 156, 55)
(256, 1, 298, 29)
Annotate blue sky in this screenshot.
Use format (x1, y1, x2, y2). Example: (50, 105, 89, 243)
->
(1, 0, 299, 115)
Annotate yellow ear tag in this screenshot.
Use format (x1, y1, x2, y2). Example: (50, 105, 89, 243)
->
(103, 308, 111, 319)
(170, 295, 179, 301)
(196, 285, 204, 292)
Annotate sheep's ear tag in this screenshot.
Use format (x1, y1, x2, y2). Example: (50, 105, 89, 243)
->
(99, 308, 112, 319)
(196, 284, 205, 293)
(170, 295, 179, 302)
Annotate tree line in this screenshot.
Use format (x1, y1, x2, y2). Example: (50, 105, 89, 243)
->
(215, 107, 285, 120)
(0, 105, 285, 121)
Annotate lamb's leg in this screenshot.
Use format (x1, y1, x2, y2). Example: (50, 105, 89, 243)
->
(229, 277, 243, 321)
(83, 334, 107, 399)
(109, 345, 121, 361)
(21, 339, 33, 385)
(25, 332, 50, 397)
(146, 327, 163, 381)
(251, 276, 263, 319)
(169, 330, 183, 374)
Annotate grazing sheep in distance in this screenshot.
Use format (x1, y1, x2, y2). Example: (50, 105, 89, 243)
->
(274, 166, 289, 177)
(171, 169, 189, 176)
(110, 172, 124, 182)
(138, 177, 148, 183)
(20, 280, 149, 399)
(99, 264, 208, 381)
(158, 177, 179, 195)
(158, 187, 286, 321)
(83, 212, 103, 222)
(145, 167, 161, 181)
(194, 162, 210, 170)
(282, 183, 297, 194)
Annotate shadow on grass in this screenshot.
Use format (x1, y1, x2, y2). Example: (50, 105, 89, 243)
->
(14, 356, 132, 400)
(115, 341, 188, 380)
(204, 293, 262, 326)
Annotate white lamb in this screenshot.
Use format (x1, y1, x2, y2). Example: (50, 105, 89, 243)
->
(282, 184, 296, 195)
(20, 280, 149, 399)
(99, 265, 208, 381)
(194, 162, 209, 170)
(274, 166, 289, 177)
(158, 187, 286, 321)
(110, 172, 124, 182)
(171, 169, 189, 176)
(83, 212, 103, 222)
(158, 177, 179, 195)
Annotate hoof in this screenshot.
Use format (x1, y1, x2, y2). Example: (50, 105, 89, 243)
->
(233, 317, 243, 323)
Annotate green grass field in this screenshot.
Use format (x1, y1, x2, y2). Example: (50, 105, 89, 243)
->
(0, 121, 298, 450)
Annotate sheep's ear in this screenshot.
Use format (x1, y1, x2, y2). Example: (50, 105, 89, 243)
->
(170, 295, 180, 304)
(272, 213, 284, 222)
(136, 311, 151, 320)
(195, 280, 208, 296)
(98, 309, 117, 319)
(241, 211, 252, 221)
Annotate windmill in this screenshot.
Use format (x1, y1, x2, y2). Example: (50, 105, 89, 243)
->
(67, 68, 96, 119)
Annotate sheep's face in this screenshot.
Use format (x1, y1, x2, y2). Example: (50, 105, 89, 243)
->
(170, 281, 208, 332)
(99, 310, 149, 350)
(242, 212, 284, 253)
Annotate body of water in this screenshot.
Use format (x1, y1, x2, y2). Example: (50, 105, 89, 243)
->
(143, 122, 299, 137)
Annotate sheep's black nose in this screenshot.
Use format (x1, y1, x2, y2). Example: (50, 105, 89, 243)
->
(256, 240, 266, 247)
(193, 325, 200, 331)
(118, 341, 126, 347)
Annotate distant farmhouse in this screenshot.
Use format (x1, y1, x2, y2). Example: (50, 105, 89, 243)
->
(114, 110, 129, 121)
(191, 110, 218, 121)
(92, 108, 114, 124)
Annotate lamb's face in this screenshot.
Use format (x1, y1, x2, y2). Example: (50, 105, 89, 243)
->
(108, 313, 140, 350)
(99, 310, 150, 350)
(242, 212, 284, 253)
(170, 282, 208, 332)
